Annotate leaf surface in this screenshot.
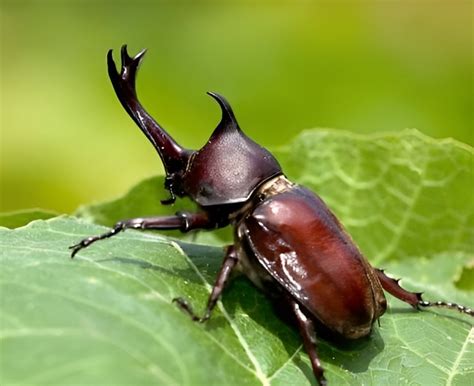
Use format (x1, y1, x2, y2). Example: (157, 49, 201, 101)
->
(76, 129, 474, 261)
(0, 208, 58, 229)
(275, 129, 473, 264)
(1, 217, 472, 385)
(1, 130, 473, 385)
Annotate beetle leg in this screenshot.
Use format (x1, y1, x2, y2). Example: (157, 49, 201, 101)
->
(173, 245, 238, 323)
(375, 269, 473, 317)
(374, 268, 421, 307)
(69, 212, 212, 258)
(291, 301, 327, 386)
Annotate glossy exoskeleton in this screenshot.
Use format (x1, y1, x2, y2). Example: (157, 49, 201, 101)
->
(71, 45, 473, 386)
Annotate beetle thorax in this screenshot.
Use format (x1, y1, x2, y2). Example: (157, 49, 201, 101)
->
(179, 93, 282, 207)
(257, 174, 295, 198)
(229, 175, 295, 224)
(182, 132, 282, 206)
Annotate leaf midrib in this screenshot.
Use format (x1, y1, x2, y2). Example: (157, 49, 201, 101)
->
(446, 327, 473, 386)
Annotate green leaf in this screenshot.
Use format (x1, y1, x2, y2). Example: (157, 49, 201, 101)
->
(0, 208, 58, 229)
(456, 265, 474, 292)
(2, 130, 473, 385)
(75, 177, 194, 227)
(275, 129, 473, 264)
(76, 129, 474, 263)
(0, 217, 472, 386)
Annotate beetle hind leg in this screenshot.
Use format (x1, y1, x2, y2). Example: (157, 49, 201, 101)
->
(417, 300, 473, 317)
(375, 269, 473, 317)
(291, 301, 327, 386)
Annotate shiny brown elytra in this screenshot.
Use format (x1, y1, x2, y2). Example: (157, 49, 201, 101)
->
(70, 45, 473, 386)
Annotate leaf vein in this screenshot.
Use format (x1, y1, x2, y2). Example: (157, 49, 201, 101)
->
(180, 249, 270, 385)
(446, 327, 473, 386)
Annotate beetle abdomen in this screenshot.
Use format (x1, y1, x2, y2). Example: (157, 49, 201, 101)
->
(239, 183, 386, 339)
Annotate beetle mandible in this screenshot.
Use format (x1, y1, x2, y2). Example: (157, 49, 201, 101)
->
(70, 45, 473, 386)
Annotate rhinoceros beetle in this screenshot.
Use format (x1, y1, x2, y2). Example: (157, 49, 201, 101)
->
(70, 45, 473, 386)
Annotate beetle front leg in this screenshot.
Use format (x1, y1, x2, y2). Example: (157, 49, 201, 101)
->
(173, 245, 238, 323)
(69, 212, 212, 258)
(291, 301, 327, 386)
(375, 269, 473, 317)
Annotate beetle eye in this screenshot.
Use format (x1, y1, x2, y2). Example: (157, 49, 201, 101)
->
(199, 184, 214, 198)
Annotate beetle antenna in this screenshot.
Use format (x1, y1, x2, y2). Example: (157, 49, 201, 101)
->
(418, 300, 473, 317)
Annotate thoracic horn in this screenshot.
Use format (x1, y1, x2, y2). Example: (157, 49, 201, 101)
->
(206, 91, 242, 138)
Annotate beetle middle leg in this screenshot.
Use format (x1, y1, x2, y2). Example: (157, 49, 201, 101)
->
(69, 211, 212, 258)
(173, 245, 239, 323)
(291, 300, 327, 386)
(375, 269, 473, 317)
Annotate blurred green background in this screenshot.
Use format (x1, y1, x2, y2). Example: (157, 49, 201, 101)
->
(1, 1, 472, 213)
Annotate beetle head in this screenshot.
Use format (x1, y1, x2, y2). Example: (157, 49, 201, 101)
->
(108, 46, 281, 207)
(181, 92, 282, 207)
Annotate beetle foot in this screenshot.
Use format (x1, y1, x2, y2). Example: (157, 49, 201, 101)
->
(69, 223, 125, 258)
(418, 300, 473, 317)
(69, 241, 88, 258)
(172, 297, 209, 323)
